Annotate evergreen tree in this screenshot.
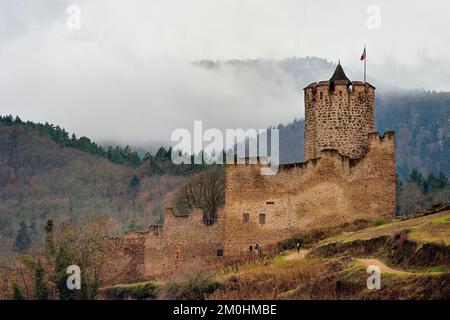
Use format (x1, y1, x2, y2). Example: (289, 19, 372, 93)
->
(409, 168, 424, 186)
(426, 173, 438, 190)
(436, 171, 449, 189)
(13, 116, 22, 124)
(34, 261, 49, 300)
(53, 246, 79, 300)
(110, 147, 123, 164)
(129, 175, 141, 189)
(126, 151, 141, 166)
(30, 217, 38, 244)
(14, 221, 31, 253)
(142, 152, 151, 162)
(44, 219, 55, 256)
(11, 282, 26, 300)
(422, 180, 429, 193)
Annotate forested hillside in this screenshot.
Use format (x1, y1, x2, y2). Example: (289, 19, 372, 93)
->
(376, 90, 450, 177)
(0, 121, 191, 264)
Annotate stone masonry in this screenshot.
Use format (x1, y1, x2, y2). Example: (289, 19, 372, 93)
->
(304, 63, 375, 160)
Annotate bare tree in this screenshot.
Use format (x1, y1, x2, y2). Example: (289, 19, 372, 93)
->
(174, 168, 225, 224)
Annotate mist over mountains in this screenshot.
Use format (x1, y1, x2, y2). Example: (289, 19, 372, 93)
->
(3, 55, 449, 177)
(169, 58, 450, 178)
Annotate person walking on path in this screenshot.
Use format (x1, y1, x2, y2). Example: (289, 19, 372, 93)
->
(255, 243, 262, 258)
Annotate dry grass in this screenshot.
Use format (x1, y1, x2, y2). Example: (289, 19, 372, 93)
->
(207, 259, 329, 300)
(408, 218, 450, 245)
(207, 212, 450, 300)
(320, 210, 450, 245)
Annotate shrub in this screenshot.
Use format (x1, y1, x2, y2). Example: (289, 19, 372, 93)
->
(105, 282, 159, 300)
(277, 235, 305, 251)
(129, 282, 159, 299)
(166, 272, 223, 300)
(374, 220, 385, 226)
(105, 287, 126, 300)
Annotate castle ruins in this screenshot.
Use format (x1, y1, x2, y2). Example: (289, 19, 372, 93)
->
(102, 63, 396, 284)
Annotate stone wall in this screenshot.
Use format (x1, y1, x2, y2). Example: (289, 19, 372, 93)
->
(101, 234, 146, 285)
(100, 131, 395, 283)
(142, 208, 226, 279)
(222, 131, 395, 256)
(101, 208, 227, 284)
(304, 81, 375, 161)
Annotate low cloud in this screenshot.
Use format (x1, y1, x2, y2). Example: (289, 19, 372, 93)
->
(0, 0, 448, 148)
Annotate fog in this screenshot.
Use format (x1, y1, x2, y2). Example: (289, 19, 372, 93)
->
(0, 0, 448, 147)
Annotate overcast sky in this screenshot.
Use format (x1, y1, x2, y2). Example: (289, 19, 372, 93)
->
(0, 0, 449, 147)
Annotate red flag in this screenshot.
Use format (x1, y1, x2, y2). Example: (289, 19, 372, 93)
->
(360, 48, 366, 61)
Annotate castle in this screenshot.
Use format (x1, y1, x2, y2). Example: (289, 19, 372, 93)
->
(103, 63, 396, 283)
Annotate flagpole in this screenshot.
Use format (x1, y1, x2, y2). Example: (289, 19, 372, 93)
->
(364, 45, 366, 83)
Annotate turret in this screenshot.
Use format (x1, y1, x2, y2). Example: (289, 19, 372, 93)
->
(303, 62, 375, 160)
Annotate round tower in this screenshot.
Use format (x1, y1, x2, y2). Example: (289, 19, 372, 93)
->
(303, 62, 375, 160)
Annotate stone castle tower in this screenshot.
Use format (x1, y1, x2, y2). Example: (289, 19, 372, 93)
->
(304, 62, 375, 160)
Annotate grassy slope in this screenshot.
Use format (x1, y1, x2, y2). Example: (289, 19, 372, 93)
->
(319, 210, 450, 245)
(204, 211, 450, 300)
(98, 211, 450, 300)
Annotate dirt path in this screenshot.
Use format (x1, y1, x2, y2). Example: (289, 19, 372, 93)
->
(284, 250, 404, 274)
(284, 249, 310, 261)
(358, 258, 402, 273)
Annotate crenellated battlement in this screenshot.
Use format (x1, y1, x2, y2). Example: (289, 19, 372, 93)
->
(226, 130, 395, 178)
(304, 80, 375, 99)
